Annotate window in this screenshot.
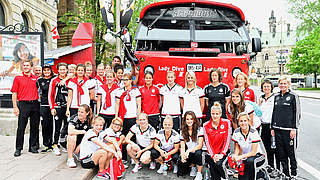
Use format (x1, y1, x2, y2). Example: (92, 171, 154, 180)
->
(21, 13, 29, 31)
(265, 41, 268, 45)
(41, 23, 48, 43)
(264, 53, 269, 60)
(0, 3, 5, 27)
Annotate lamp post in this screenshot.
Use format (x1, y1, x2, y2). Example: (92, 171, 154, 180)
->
(278, 17, 286, 75)
(116, 0, 121, 56)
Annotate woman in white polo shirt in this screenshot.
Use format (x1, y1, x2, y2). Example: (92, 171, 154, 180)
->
(180, 71, 205, 121)
(231, 112, 267, 180)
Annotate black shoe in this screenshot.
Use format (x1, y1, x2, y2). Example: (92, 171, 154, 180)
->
(14, 150, 21, 157)
(29, 147, 39, 154)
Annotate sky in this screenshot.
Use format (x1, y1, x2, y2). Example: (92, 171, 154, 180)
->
(213, 0, 299, 33)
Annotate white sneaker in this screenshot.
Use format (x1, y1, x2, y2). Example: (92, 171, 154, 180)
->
(131, 158, 136, 165)
(194, 172, 202, 180)
(157, 164, 164, 174)
(150, 161, 156, 170)
(67, 158, 76, 168)
(61, 147, 67, 153)
(53, 147, 61, 156)
(173, 164, 178, 174)
(190, 166, 197, 177)
(132, 163, 142, 173)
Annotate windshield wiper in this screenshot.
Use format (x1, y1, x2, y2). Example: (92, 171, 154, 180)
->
(216, 10, 242, 38)
(147, 8, 169, 32)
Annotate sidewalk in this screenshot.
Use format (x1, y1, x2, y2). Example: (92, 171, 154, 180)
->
(0, 135, 95, 180)
(293, 90, 320, 100)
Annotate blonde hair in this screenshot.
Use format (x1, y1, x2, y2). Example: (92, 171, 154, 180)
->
(163, 115, 173, 124)
(92, 116, 105, 125)
(234, 72, 250, 88)
(185, 71, 197, 89)
(166, 71, 176, 78)
(97, 63, 105, 69)
(68, 64, 76, 70)
(237, 112, 250, 121)
(110, 117, 123, 130)
(278, 76, 291, 86)
(211, 101, 222, 113)
(138, 112, 148, 120)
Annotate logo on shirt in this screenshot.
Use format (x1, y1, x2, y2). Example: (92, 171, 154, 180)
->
(152, 89, 155, 93)
(286, 96, 291, 101)
(246, 91, 250, 95)
(219, 88, 223, 93)
(220, 124, 224, 129)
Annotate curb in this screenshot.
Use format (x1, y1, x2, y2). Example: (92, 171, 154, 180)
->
(80, 168, 97, 180)
(299, 95, 320, 100)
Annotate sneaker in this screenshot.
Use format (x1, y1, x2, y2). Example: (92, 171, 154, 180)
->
(157, 164, 164, 174)
(123, 163, 129, 169)
(40, 146, 53, 154)
(190, 166, 197, 177)
(227, 169, 235, 176)
(53, 147, 61, 156)
(173, 164, 178, 174)
(194, 172, 202, 180)
(163, 169, 168, 175)
(131, 158, 136, 165)
(73, 152, 80, 161)
(132, 163, 142, 173)
(270, 169, 281, 178)
(150, 161, 156, 170)
(67, 158, 76, 168)
(97, 170, 109, 179)
(61, 147, 67, 153)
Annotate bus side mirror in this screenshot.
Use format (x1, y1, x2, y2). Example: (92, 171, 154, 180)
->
(252, 38, 261, 52)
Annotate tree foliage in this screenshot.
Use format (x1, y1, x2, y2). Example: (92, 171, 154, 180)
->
(288, 0, 320, 36)
(287, 27, 320, 87)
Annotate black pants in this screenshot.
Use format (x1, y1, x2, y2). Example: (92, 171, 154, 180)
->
(177, 149, 203, 176)
(239, 153, 265, 180)
(161, 115, 181, 132)
(261, 124, 280, 169)
(16, 101, 40, 150)
(205, 154, 227, 180)
(40, 106, 53, 147)
(150, 148, 179, 163)
(274, 129, 297, 176)
(53, 107, 67, 145)
(70, 108, 78, 117)
(122, 117, 136, 161)
(148, 114, 160, 132)
(99, 114, 115, 129)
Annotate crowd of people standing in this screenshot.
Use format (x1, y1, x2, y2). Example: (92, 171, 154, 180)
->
(10, 57, 301, 180)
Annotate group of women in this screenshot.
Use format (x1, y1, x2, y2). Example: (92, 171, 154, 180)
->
(35, 61, 300, 180)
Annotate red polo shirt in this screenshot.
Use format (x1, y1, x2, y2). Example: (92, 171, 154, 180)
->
(139, 85, 160, 115)
(203, 118, 231, 158)
(11, 72, 39, 101)
(243, 88, 255, 102)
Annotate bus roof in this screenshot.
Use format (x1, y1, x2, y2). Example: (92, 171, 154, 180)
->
(140, 0, 245, 22)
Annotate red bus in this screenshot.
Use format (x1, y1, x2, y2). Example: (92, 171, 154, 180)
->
(126, 0, 261, 88)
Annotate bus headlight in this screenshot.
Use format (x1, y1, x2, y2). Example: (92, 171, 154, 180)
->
(144, 65, 155, 75)
(232, 68, 242, 78)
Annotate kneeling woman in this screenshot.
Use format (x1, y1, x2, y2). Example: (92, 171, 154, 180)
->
(231, 112, 266, 180)
(151, 115, 180, 175)
(203, 102, 231, 180)
(178, 111, 204, 180)
(79, 116, 120, 179)
(126, 113, 157, 173)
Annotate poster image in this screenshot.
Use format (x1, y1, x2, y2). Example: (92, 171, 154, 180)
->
(0, 33, 43, 94)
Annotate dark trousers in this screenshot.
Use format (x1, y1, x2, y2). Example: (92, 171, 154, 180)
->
(122, 117, 136, 161)
(150, 148, 179, 163)
(161, 115, 181, 132)
(16, 101, 40, 150)
(148, 114, 160, 132)
(70, 108, 78, 117)
(40, 106, 53, 147)
(205, 154, 227, 180)
(261, 124, 280, 169)
(99, 114, 115, 130)
(53, 107, 67, 145)
(239, 153, 265, 180)
(177, 150, 203, 176)
(274, 129, 297, 176)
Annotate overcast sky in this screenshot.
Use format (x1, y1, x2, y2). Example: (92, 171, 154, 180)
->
(213, 0, 299, 32)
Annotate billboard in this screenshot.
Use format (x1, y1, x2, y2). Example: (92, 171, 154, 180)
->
(0, 32, 44, 94)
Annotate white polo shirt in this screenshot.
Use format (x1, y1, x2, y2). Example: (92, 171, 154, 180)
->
(180, 87, 204, 118)
(129, 124, 156, 148)
(116, 87, 141, 118)
(79, 129, 100, 159)
(155, 129, 180, 152)
(67, 79, 94, 108)
(259, 94, 274, 124)
(99, 127, 122, 142)
(180, 127, 204, 150)
(97, 85, 119, 115)
(93, 77, 104, 97)
(160, 84, 184, 115)
(231, 127, 262, 155)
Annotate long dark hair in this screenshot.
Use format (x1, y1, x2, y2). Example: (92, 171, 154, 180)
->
(229, 88, 245, 125)
(181, 111, 200, 142)
(13, 43, 35, 63)
(79, 104, 93, 124)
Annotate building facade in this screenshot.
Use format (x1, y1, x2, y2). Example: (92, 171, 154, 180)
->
(0, 0, 58, 50)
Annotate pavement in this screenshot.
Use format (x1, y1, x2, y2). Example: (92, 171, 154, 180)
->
(0, 89, 318, 180)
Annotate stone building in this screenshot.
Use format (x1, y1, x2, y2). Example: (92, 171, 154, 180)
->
(57, 0, 75, 47)
(0, 0, 58, 50)
(250, 11, 299, 76)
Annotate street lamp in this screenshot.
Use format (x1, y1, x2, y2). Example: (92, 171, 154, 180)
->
(278, 17, 287, 75)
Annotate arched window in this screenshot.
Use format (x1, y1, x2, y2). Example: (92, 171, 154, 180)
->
(264, 53, 269, 60)
(21, 13, 29, 31)
(0, 3, 5, 27)
(41, 23, 48, 43)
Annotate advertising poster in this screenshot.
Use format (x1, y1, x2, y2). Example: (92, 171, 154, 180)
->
(0, 33, 43, 94)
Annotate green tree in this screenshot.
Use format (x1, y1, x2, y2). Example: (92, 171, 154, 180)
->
(288, 0, 320, 36)
(287, 27, 320, 88)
